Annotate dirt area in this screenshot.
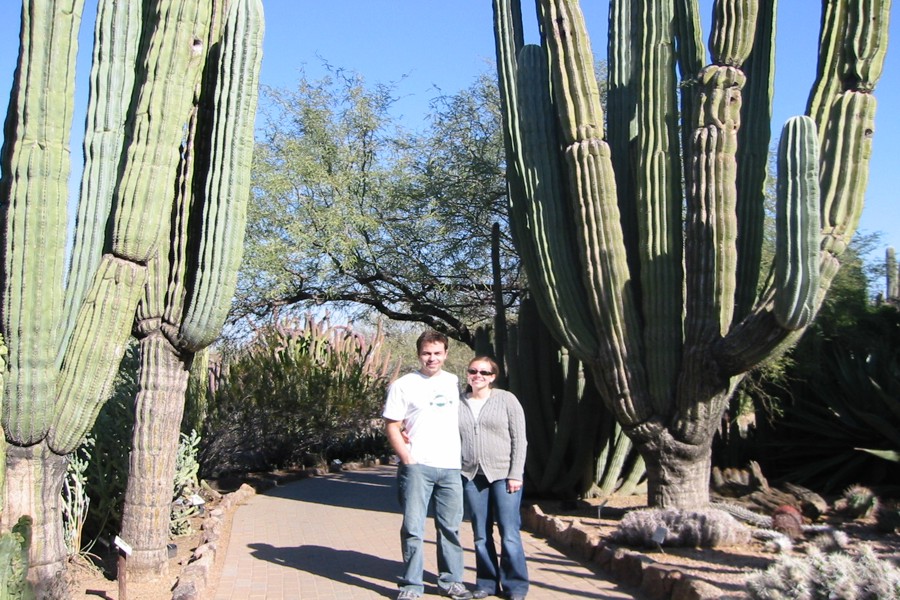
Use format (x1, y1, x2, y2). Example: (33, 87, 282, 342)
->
(65, 469, 900, 600)
(526, 494, 900, 598)
(67, 510, 219, 600)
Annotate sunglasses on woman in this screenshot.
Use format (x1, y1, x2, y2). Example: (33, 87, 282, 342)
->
(467, 369, 494, 376)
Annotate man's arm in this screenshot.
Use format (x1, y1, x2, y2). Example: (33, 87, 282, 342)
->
(385, 419, 415, 465)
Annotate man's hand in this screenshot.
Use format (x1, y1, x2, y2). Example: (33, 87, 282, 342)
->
(385, 419, 415, 465)
(506, 479, 522, 494)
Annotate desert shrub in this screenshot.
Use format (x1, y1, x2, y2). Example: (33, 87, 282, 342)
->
(611, 507, 751, 548)
(199, 316, 398, 477)
(77, 341, 211, 549)
(61, 441, 92, 558)
(170, 430, 203, 537)
(77, 343, 138, 549)
(746, 544, 900, 600)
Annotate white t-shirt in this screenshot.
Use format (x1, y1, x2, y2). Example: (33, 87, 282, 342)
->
(382, 370, 461, 469)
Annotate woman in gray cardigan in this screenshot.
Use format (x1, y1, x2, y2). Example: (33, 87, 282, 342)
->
(459, 356, 528, 600)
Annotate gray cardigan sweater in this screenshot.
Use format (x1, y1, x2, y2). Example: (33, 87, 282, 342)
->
(459, 388, 527, 483)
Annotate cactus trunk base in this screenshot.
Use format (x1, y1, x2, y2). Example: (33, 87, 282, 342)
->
(119, 333, 190, 581)
(639, 441, 712, 509)
(2, 442, 69, 599)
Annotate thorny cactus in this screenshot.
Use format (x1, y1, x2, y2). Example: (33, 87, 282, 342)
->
(745, 543, 900, 600)
(0, 0, 263, 591)
(834, 484, 879, 519)
(493, 0, 892, 508)
(610, 507, 752, 548)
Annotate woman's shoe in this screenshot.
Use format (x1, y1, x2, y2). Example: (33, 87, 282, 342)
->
(472, 591, 491, 599)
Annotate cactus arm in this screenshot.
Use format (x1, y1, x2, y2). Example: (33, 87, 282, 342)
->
(733, 0, 776, 322)
(773, 116, 821, 330)
(806, 0, 847, 128)
(719, 0, 889, 376)
(0, 0, 82, 444)
(634, 0, 684, 413)
(48, 258, 147, 454)
(677, 2, 757, 439)
(816, 0, 889, 255)
(494, 0, 600, 360)
(514, 46, 599, 360)
(59, 0, 143, 367)
(607, 0, 640, 276)
(710, 0, 759, 65)
(538, 0, 652, 429)
(110, 0, 212, 263)
(179, 0, 265, 351)
(47, 0, 213, 454)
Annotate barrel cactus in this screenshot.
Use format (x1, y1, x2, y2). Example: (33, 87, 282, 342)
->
(0, 0, 263, 594)
(493, 0, 891, 508)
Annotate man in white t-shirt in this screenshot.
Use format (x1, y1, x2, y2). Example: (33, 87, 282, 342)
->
(383, 330, 472, 600)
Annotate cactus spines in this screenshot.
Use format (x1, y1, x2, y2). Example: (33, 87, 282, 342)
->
(836, 484, 879, 518)
(494, 0, 891, 507)
(774, 116, 821, 330)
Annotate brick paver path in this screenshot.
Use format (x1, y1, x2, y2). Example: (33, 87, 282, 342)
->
(209, 465, 642, 599)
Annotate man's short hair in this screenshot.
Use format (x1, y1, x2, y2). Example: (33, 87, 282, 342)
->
(416, 330, 449, 353)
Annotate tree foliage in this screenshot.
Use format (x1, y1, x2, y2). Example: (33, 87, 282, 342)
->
(235, 66, 517, 346)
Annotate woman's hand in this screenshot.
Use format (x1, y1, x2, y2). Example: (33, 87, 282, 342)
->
(506, 479, 522, 494)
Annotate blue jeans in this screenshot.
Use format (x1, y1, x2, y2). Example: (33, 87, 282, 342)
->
(464, 474, 529, 597)
(397, 464, 465, 594)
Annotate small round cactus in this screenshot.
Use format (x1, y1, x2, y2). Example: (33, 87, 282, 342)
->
(835, 484, 879, 519)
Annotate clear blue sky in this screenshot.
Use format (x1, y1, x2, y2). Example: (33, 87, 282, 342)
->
(1, 2, 898, 281)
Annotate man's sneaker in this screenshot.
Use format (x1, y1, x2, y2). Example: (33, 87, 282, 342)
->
(472, 590, 492, 599)
(397, 589, 420, 600)
(440, 582, 473, 600)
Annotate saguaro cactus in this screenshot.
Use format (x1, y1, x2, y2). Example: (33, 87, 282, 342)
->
(493, 0, 891, 508)
(118, 0, 264, 579)
(0, 0, 263, 594)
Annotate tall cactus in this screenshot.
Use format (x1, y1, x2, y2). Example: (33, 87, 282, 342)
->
(0, 0, 263, 594)
(493, 0, 891, 508)
(119, 0, 264, 579)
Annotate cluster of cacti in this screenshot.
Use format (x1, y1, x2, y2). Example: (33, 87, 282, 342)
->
(0, 0, 264, 591)
(745, 543, 900, 600)
(610, 507, 751, 548)
(492, 0, 891, 508)
(835, 484, 879, 519)
(501, 297, 645, 498)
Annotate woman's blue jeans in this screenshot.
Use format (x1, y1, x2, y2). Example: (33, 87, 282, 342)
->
(397, 463, 465, 595)
(464, 474, 529, 597)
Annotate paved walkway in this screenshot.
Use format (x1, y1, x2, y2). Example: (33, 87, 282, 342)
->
(208, 465, 642, 600)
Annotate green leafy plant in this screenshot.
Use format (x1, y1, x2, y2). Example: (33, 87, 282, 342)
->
(61, 442, 92, 559)
(170, 430, 202, 537)
(201, 316, 397, 476)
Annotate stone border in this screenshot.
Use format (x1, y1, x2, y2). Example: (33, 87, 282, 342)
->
(521, 504, 732, 600)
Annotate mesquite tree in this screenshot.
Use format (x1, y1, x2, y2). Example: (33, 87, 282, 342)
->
(493, 0, 891, 508)
(0, 0, 263, 595)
